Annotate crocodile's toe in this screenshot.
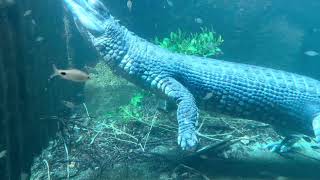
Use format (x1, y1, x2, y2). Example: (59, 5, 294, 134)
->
(178, 131, 198, 151)
(265, 136, 301, 153)
(265, 142, 291, 153)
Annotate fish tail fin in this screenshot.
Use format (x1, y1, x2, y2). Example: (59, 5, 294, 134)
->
(50, 64, 59, 79)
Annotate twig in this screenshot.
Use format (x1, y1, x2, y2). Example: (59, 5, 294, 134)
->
(63, 142, 70, 180)
(90, 132, 101, 145)
(232, 135, 260, 142)
(197, 117, 206, 132)
(177, 164, 210, 180)
(110, 136, 140, 146)
(63, 7, 73, 67)
(143, 115, 156, 151)
(43, 159, 51, 180)
(136, 117, 176, 132)
(83, 103, 90, 120)
(102, 123, 139, 141)
(197, 132, 225, 141)
(220, 118, 244, 134)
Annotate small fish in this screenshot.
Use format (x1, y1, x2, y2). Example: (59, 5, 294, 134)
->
(50, 64, 90, 82)
(304, 50, 319, 57)
(61, 100, 75, 109)
(127, 0, 132, 12)
(0, 150, 7, 159)
(166, 0, 174, 7)
(35, 36, 44, 42)
(194, 17, 203, 24)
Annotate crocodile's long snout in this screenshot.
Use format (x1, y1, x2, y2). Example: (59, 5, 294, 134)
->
(64, 0, 110, 33)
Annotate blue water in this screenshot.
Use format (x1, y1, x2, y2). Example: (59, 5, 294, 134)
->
(1, 0, 320, 179)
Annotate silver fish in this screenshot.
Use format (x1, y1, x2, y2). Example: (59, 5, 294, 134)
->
(50, 64, 90, 82)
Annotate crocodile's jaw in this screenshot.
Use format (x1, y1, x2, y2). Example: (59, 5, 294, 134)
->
(64, 0, 110, 38)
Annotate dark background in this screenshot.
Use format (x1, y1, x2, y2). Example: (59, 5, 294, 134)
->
(0, 0, 320, 179)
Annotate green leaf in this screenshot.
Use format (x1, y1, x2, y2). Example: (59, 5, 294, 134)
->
(153, 28, 223, 57)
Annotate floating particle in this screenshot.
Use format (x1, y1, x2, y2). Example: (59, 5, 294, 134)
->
(195, 17, 203, 24)
(35, 36, 44, 42)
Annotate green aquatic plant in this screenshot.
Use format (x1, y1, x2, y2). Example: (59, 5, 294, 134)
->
(118, 92, 145, 122)
(103, 92, 146, 123)
(154, 27, 223, 57)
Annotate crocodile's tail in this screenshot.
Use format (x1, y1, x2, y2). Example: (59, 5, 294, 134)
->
(312, 116, 320, 144)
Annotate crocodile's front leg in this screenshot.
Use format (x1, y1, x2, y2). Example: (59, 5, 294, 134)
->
(160, 77, 199, 150)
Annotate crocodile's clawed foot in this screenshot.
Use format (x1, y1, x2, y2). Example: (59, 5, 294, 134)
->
(178, 131, 198, 151)
(265, 136, 300, 153)
(265, 142, 292, 153)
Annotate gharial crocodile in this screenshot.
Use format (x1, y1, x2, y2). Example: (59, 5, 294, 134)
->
(64, 0, 320, 151)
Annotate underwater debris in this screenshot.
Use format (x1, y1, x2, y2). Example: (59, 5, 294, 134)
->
(31, 19, 37, 25)
(50, 64, 90, 82)
(61, 100, 75, 109)
(194, 17, 203, 24)
(35, 36, 44, 42)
